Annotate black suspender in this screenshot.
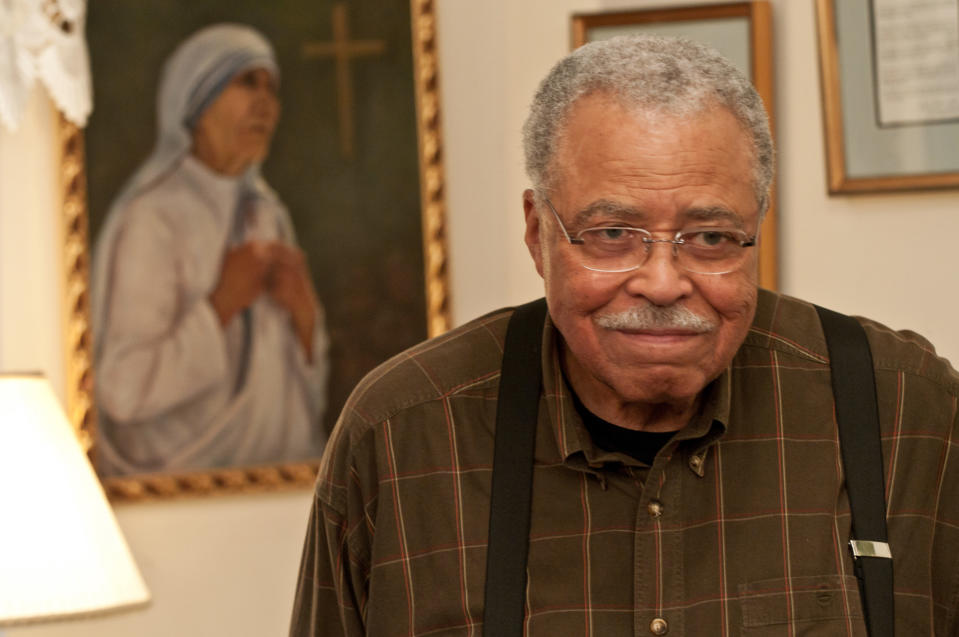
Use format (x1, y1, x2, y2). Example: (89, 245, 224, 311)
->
(482, 299, 547, 637)
(483, 299, 893, 636)
(815, 305, 894, 637)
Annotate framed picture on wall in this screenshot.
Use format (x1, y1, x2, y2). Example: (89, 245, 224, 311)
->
(57, 0, 449, 500)
(816, 0, 959, 193)
(571, 1, 778, 291)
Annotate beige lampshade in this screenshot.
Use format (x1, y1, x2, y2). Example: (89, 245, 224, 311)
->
(0, 373, 150, 626)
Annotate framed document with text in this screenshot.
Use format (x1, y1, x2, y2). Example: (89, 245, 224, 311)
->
(817, 0, 959, 193)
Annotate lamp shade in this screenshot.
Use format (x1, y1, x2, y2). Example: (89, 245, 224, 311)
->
(0, 374, 150, 625)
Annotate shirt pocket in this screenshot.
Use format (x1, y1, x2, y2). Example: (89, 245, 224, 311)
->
(738, 574, 867, 636)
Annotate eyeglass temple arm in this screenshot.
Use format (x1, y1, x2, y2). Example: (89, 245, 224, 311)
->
(543, 198, 586, 245)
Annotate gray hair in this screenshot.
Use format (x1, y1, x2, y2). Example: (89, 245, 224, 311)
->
(522, 35, 774, 214)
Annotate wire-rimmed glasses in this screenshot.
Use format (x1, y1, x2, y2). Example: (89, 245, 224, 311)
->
(544, 198, 756, 275)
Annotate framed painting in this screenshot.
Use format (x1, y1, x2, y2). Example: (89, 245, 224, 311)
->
(816, 0, 959, 193)
(571, 1, 778, 290)
(58, 0, 449, 499)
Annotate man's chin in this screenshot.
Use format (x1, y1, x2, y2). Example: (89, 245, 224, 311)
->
(609, 368, 707, 404)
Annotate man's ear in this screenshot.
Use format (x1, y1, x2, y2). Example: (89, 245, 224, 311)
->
(523, 189, 545, 278)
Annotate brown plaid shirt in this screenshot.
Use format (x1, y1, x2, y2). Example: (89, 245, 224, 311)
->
(291, 289, 959, 636)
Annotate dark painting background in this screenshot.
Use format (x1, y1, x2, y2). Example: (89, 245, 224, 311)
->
(86, 0, 427, 437)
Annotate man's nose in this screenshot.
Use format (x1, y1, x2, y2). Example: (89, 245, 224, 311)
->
(622, 242, 692, 305)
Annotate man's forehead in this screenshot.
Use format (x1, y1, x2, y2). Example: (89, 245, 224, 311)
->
(552, 94, 749, 163)
(548, 94, 760, 209)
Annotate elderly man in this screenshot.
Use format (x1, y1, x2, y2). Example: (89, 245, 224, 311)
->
(291, 36, 958, 635)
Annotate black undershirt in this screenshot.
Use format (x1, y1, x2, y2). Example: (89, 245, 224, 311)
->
(573, 395, 676, 466)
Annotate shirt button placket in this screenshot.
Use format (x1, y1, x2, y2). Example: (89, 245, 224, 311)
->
(649, 617, 669, 635)
(644, 500, 665, 633)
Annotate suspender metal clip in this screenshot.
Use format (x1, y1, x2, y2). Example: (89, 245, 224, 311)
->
(848, 539, 892, 560)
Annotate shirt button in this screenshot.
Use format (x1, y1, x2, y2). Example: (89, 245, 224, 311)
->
(650, 617, 669, 635)
(647, 500, 664, 518)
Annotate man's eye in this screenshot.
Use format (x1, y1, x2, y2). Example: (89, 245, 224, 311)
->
(685, 230, 734, 247)
(598, 228, 629, 240)
(582, 226, 641, 242)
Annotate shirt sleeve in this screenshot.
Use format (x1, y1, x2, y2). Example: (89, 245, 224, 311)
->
(289, 495, 367, 636)
(96, 202, 230, 424)
(290, 421, 375, 637)
(932, 400, 959, 634)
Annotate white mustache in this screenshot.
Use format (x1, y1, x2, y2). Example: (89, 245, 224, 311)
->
(595, 305, 717, 332)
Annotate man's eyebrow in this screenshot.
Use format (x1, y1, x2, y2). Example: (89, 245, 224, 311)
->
(572, 200, 645, 226)
(571, 201, 747, 228)
(683, 207, 746, 229)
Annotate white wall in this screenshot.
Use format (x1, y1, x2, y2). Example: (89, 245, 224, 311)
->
(3, 1, 959, 635)
(0, 87, 65, 400)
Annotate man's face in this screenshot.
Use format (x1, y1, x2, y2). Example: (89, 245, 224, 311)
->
(193, 67, 280, 175)
(524, 93, 760, 419)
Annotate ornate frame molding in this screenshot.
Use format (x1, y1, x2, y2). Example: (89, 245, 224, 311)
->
(411, 0, 451, 338)
(60, 0, 450, 501)
(58, 115, 95, 453)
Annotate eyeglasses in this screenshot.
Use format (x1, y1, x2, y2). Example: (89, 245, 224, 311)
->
(544, 198, 757, 275)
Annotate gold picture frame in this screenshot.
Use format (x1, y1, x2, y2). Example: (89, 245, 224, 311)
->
(816, 0, 959, 193)
(572, 1, 778, 290)
(60, 0, 449, 501)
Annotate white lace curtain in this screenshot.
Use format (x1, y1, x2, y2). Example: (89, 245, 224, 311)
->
(0, 0, 91, 130)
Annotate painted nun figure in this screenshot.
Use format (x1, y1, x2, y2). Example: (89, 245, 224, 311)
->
(91, 24, 330, 475)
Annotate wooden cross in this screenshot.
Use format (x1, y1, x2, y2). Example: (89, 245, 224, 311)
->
(302, 3, 387, 160)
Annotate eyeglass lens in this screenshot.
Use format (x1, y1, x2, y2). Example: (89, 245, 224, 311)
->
(576, 228, 750, 274)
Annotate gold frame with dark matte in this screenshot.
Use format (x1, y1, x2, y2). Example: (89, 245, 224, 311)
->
(571, 1, 778, 291)
(59, 0, 450, 501)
